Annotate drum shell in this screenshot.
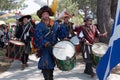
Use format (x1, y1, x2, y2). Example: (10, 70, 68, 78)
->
(75, 42, 81, 55)
(92, 42, 108, 67)
(55, 55, 76, 71)
(92, 54, 101, 67)
(6, 40, 25, 60)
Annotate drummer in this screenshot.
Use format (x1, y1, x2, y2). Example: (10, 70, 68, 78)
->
(34, 5, 61, 80)
(77, 15, 107, 77)
(58, 11, 75, 40)
(15, 15, 35, 70)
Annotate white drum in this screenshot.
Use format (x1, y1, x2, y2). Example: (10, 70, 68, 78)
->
(53, 41, 76, 71)
(70, 36, 79, 45)
(92, 42, 108, 57)
(70, 36, 81, 54)
(92, 42, 108, 66)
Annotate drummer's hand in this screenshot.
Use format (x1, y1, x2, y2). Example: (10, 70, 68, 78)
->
(13, 38, 19, 40)
(64, 37, 69, 40)
(85, 40, 92, 45)
(16, 38, 20, 40)
(102, 32, 108, 37)
(44, 42, 50, 47)
(12, 37, 16, 40)
(44, 42, 52, 48)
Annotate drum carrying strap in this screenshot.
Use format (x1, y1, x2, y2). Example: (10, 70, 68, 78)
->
(44, 22, 59, 38)
(20, 21, 33, 41)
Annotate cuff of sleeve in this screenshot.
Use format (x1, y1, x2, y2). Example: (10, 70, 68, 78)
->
(42, 39, 48, 47)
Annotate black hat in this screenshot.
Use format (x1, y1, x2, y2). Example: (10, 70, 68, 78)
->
(37, 6, 54, 18)
(19, 15, 31, 22)
(84, 15, 93, 22)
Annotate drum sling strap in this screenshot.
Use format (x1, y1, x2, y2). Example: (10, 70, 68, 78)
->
(20, 22, 33, 41)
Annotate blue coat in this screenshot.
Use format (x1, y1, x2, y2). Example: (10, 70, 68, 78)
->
(34, 21, 60, 69)
(58, 23, 69, 40)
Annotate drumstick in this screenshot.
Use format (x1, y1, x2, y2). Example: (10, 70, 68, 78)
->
(103, 24, 107, 37)
(103, 24, 107, 33)
(53, 46, 65, 49)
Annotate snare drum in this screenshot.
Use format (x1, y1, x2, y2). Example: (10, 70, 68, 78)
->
(53, 41, 76, 71)
(92, 42, 108, 67)
(6, 40, 25, 60)
(70, 36, 81, 54)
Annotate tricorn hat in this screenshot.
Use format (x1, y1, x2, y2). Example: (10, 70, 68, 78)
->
(37, 6, 54, 18)
(19, 15, 31, 22)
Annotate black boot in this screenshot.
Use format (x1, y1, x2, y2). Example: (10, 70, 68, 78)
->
(42, 69, 54, 80)
(84, 63, 95, 77)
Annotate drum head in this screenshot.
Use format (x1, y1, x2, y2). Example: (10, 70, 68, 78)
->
(70, 36, 79, 45)
(92, 42, 108, 57)
(9, 40, 25, 46)
(53, 41, 75, 60)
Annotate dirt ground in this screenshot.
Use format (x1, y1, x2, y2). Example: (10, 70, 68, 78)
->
(0, 49, 120, 75)
(0, 56, 12, 74)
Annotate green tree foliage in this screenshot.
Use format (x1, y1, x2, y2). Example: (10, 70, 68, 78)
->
(6, 18, 16, 23)
(31, 13, 40, 21)
(58, 0, 79, 15)
(57, 0, 83, 25)
(0, 0, 27, 11)
(72, 0, 97, 17)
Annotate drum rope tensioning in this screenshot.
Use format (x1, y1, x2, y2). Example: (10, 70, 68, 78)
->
(6, 40, 25, 60)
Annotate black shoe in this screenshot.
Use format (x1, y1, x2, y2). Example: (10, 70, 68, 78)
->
(25, 63, 28, 67)
(91, 72, 96, 78)
(84, 71, 96, 78)
(21, 64, 25, 70)
(84, 71, 91, 75)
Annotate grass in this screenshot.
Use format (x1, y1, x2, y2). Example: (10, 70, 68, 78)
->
(0, 48, 7, 56)
(0, 50, 5, 56)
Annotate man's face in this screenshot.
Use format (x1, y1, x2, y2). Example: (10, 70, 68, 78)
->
(23, 18, 28, 25)
(64, 16, 69, 23)
(86, 19, 93, 26)
(41, 12, 49, 20)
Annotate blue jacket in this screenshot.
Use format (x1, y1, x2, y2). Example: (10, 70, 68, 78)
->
(58, 23, 69, 40)
(34, 21, 60, 69)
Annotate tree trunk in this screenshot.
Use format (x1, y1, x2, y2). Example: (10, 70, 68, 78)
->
(111, 0, 118, 19)
(97, 0, 113, 44)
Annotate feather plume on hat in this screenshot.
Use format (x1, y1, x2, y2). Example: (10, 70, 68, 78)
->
(50, 0, 58, 15)
(58, 9, 73, 19)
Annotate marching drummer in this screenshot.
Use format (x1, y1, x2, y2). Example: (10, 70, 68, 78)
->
(15, 15, 35, 70)
(57, 10, 75, 40)
(77, 15, 107, 77)
(34, 6, 62, 80)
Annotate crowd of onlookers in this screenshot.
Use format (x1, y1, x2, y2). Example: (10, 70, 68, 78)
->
(0, 24, 15, 49)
